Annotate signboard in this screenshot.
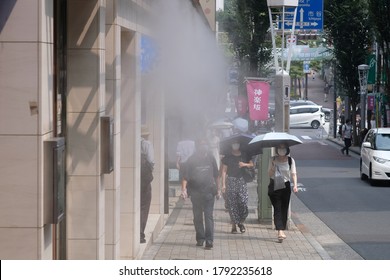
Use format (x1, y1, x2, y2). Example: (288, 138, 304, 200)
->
(283, 0, 323, 30)
(246, 81, 270, 121)
(303, 61, 310, 73)
(141, 35, 158, 74)
(282, 46, 332, 61)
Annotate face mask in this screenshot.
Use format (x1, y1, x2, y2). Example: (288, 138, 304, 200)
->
(277, 148, 287, 156)
(232, 143, 240, 150)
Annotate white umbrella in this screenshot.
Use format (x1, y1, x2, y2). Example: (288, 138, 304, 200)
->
(210, 120, 234, 129)
(232, 117, 248, 132)
(247, 132, 303, 155)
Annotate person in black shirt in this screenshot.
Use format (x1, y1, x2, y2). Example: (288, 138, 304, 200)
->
(221, 140, 254, 234)
(181, 138, 219, 250)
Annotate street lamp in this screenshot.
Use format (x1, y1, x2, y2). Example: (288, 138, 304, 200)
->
(267, 0, 298, 132)
(358, 64, 369, 131)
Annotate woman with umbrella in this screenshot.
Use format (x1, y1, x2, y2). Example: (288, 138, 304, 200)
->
(268, 144, 298, 243)
(221, 139, 254, 234)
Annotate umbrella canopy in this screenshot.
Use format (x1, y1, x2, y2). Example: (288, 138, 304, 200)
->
(232, 117, 248, 133)
(247, 132, 303, 156)
(219, 133, 254, 155)
(210, 120, 234, 129)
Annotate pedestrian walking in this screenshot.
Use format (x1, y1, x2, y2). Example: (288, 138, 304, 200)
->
(341, 119, 352, 156)
(140, 125, 155, 243)
(181, 138, 219, 250)
(268, 144, 298, 243)
(221, 140, 254, 234)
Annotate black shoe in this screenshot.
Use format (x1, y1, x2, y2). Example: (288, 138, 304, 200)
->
(238, 223, 246, 233)
(196, 240, 204, 247)
(205, 242, 213, 250)
(231, 224, 238, 234)
(140, 238, 146, 244)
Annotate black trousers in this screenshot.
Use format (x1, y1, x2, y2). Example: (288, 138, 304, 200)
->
(140, 181, 152, 239)
(341, 138, 352, 155)
(268, 183, 291, 230)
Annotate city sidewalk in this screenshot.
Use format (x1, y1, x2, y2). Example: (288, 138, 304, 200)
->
(139, 73, 363, 260)
(141, 179, 362, 260)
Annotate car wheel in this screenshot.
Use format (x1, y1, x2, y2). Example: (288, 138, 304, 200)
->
(311, 120, 320, 129)
(360, 160, 367, 180)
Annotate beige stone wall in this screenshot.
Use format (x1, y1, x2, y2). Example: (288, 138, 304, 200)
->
(0, 0, 164, 260)
(0, 0, 54, 260)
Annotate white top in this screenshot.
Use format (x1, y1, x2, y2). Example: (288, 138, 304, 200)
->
(141, 138, 155, 166)
(176, 140, 195, 163)
(268, 156, 297, 182)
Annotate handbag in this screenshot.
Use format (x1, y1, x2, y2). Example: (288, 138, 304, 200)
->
(273, 165, 286, 191)
(242, 167, 255, 183)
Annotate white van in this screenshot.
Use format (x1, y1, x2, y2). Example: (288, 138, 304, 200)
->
(289, 105, 325, 129)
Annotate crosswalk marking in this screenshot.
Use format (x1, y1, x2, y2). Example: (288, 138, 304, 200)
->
(301, 136, 312, 140)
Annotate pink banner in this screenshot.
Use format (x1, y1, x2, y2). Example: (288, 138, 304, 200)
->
(246, 81, 270, 121)
(367, 95, 375, 110)
(235, 95, 248, 117)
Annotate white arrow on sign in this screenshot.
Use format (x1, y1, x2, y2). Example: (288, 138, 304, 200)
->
(300, 8, 304, 25)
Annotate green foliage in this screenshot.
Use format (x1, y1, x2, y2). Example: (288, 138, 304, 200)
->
(368, 0, 390, 98)
(217, 0, 272, 78)
(325, 0, 372, 106)
(324, 0, 372, 142)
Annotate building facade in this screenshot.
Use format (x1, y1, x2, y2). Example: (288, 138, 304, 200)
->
(0, 0, 161, 260)
(0, 0, 217, 260)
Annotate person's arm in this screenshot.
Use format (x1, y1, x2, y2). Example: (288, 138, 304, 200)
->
(221, 164, 227, 193)
(238, 161, 253, 168)
(181, 178, 188, 199)
(268, 158, 275, 177)
(291, 173, 298, 193)
(176, 156, 181, 170)
(291, 158, 298, 193)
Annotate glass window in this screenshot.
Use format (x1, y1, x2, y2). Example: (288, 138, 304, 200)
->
(375, 133, 390, 150)
(298, 108, 311, 114)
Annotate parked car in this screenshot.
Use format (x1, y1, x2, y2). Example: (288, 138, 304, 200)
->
(289, 105, 325, 129)
(290, 100, 332, 121)
(360, 128, 390, 185)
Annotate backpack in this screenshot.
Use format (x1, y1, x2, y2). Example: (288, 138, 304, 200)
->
(187, 154, 217, 194)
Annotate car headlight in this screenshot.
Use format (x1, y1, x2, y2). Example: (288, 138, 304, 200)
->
(373, 156, 390, 164)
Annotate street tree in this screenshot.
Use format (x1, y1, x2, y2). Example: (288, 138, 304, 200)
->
(324, 0, 372, 144)
(368, 0, 390, 127)
(217, 0, 271, 82)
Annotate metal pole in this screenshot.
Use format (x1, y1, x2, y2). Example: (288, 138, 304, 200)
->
(358, 64, 369, 131)
(305, 73, 308, 100)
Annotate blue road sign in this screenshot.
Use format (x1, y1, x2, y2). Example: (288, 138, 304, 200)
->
(283, 0, 323, 30)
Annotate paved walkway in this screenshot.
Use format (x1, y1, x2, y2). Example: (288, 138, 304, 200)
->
(141, 73, 363, 260)
(141, 175, 362, 260)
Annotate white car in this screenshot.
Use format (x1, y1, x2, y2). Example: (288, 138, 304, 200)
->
(360, 128, 390, 185)
(289, 105, 325, 129)
(290, 100, 332, 121)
